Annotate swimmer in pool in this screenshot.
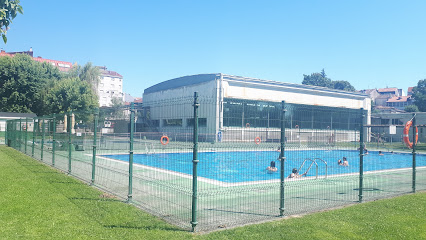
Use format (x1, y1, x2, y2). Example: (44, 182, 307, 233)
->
(338, 157, 348, 166)
(267, 161, 277, 172)
(288, 168, 307, 178)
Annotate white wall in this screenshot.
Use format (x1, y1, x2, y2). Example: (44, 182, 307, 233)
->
(143, 80, 218, 134)
(143, 76, 371, 137)
(98, 75, 124, 107)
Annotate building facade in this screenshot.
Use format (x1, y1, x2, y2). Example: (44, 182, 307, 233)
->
(0, 48, 73, 72)
(142, 74, 371, 142)
(97, 66, 124, 107)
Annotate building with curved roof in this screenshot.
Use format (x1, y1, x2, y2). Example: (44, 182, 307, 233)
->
(142, 73, 370, 142)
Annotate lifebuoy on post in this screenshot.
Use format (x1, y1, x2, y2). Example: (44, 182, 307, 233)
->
(246, 123, 250, 128)
(160, 136, 169, 145)
(254, 137, 261, 144)
(403, 120, 418, 149)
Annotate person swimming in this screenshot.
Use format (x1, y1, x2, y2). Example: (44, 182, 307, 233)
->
(267, 160, 277, 172)
(288, 168, 306, 178)
(338, 157, 349, 166)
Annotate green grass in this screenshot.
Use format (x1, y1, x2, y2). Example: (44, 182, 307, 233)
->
(1, 145, 425, 240)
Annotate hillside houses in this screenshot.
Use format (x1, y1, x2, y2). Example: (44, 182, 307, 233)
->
(360, 87, 415, 112)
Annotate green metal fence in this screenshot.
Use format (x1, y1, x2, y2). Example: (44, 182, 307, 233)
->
(5, 94, 426, 232)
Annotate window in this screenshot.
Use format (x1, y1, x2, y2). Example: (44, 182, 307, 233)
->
(392, 119, 402, 125)
(222, 98, 361, 130)
(163, 119, 182, 127)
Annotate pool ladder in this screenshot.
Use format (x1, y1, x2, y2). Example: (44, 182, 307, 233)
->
(298, 158, 328, 179)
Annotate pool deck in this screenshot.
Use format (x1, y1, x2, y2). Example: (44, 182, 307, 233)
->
(23, 141, 426, 232)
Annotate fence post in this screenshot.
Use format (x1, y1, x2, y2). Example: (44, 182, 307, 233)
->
(41, 117, 45, 161)
(25, 118, 28, 154)
(52, 114, 56, 166)
(127, 103, 135, 202)
(5, 120, 7, 146)
(279, 101, 286, 216)
(32, 118, 36, 157)
(191, 92, 199, 232)
(68, 111, 72, 174)
(91, 108, 99, 185)
(412, 113, 416, 193)
(358, 108, 365, 203)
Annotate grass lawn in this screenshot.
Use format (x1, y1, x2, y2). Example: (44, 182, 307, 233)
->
(1, 145, 425, 240)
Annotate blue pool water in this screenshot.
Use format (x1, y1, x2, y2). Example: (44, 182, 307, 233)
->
(102, 150, 426, 183)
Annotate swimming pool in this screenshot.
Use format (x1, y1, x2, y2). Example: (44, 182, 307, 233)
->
(102, 150, 426, 183)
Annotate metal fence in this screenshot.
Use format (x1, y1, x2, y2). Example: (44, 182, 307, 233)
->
(5, 93, 426, 232)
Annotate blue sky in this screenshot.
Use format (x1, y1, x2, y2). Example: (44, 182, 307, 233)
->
(4, 1, 426, 97)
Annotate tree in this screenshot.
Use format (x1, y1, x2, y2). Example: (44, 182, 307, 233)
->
(68, 62, 100, 96)
(45, 77, 98, 114)
(0, 54, 63, 115)
(333, 80, 356, 92)
(321, 68, 326, 78)
(412, 79, 426, 112)
(302, 72, 332, 88)
(302, 70, 356, 92)
(0, 0, 23, 43)
(405, 105, 419, 112)
(100, 97, 125, 120)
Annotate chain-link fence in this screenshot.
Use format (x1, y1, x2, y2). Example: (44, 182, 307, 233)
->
(5, 93, 426, 232)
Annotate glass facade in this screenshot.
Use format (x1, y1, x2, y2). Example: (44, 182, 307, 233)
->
(223, 98, 362, 130)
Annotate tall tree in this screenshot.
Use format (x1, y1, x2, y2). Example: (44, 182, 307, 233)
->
(302, 72, 332, 88)
(0, 0, 23, 43)
(68, 62, 100, 97)
(302, 70, 356, 92)
(321, 68, 326, 78)
(412, 79, 426, 112)
(333, 80, 356, 92)
(0, 54, 63, 115)
(45, 77, 98, 119)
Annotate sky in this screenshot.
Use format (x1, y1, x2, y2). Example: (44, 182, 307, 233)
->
(4, 1, 426, 97)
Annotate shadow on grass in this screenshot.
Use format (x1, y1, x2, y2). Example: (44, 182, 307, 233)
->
(48, 180, 82, 184)
(69, 197, 121, 202)
(103, 224, 185, 232)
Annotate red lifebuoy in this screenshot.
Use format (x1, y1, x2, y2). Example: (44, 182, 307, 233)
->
(246, 123, 250, 128)
(254, 137, 261, 144)
(160, 136, 169, 145)
(403, 120, 418, 149)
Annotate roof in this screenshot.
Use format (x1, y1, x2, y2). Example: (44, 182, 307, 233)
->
(33, 57, 73, 72)
(408, 87, 414, 95)
(144, 74, 218, 94)
(377, 88, 398, 93)
(0, 50, 73, 72)
(373, 106, 406, 113)
(144, 73, 368, 99)
(386, 96, 411, 103)
(0, 112, 37, 118)
(98, 66, 123, 78)
(359, 89, 378, 94)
